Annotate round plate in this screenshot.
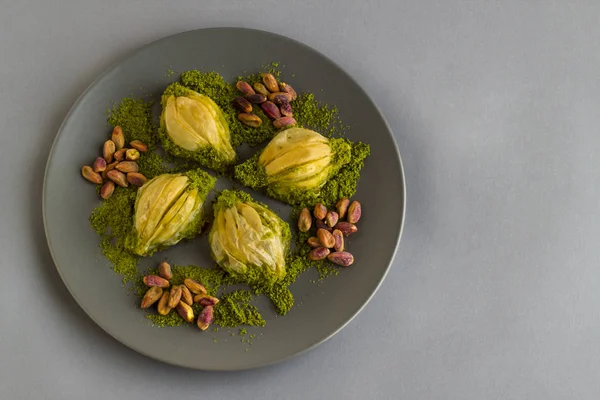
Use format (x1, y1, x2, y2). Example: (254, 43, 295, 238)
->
(43, 28, 405, 370)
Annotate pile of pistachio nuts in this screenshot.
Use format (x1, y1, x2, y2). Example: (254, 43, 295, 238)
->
(140, 261, 219, 331)
(234, 73, 298, 129)
(298, 198, 362, 267)
(80, 126, 149, 199)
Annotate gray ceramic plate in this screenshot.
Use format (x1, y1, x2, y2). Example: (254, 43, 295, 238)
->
(43, 28, 405, 371)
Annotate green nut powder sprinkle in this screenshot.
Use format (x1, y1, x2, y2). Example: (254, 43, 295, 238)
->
(214, 290, 266, 328)
(294, 93, 346, 137)
(108, 97, 157, 147)
(90, 188, 138, 283)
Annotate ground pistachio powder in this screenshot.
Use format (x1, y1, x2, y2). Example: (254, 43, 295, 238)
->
(89, 65, 370, 330)
(213, 290, 266, 328)
(90, 188, 138, 282)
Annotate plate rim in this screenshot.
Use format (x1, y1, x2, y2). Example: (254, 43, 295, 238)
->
(42, 27, 407, 371)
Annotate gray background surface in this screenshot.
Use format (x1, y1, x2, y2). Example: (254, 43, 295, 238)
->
(1, 1, 598, 399)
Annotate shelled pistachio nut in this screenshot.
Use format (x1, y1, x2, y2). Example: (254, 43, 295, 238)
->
(233, 96, 253, 113)
(184, 278, 207, 295)
(327, 251, 354, 267)
(81, 166, 102, 184)
(197, 306, 213, 331)
(111, 126, 125, 150)
(245, 93, 267, 104)
(273, 116, 296, 129)
(130, 140, 148, 152)
(315, 219, 331, 232)
(262, 73, 279, 92)
(236, 81, 255, 96)
(115, 161, 139, 173)
(317, 228, 335, 248)
(103, 140, 116, 163)
(334, 221, 357, 236)
(181, 285, 193, 306)
(309, 247, 330, 261)
(298, 208, 312, 232)
(157, 291, 171, 315)
(336, 198, 350, 219)
(141, 286, 163, 309)
(253, 82, 270, 96)
(268, 92, 292, 105)
(279, 82, 298, 101)
(143, 275, 170, 288)
(326, 211, 339, 227)
(102, 161, 118, 179)
(93, 157, 107, 173)
(261, 101, 281, 120)
(126, 172, 147, 187)
(347, 200, 362, 223)
(307, 237, 321, 248)
(193, 294, 220, 307)
(313, 203, 327, 220)
(238, 113, 262, 127)
(176, 301, 194, 323)
(332, 229, 344, 252)
(158, 261, 172, 280)
(113, 148, 126, 162)
(167, 285, 183, 309)
(100, 180, 115, 200)
(126, 149, 140, 161)
(106, 170, 128, 187)
(280, 102, 293, 117)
